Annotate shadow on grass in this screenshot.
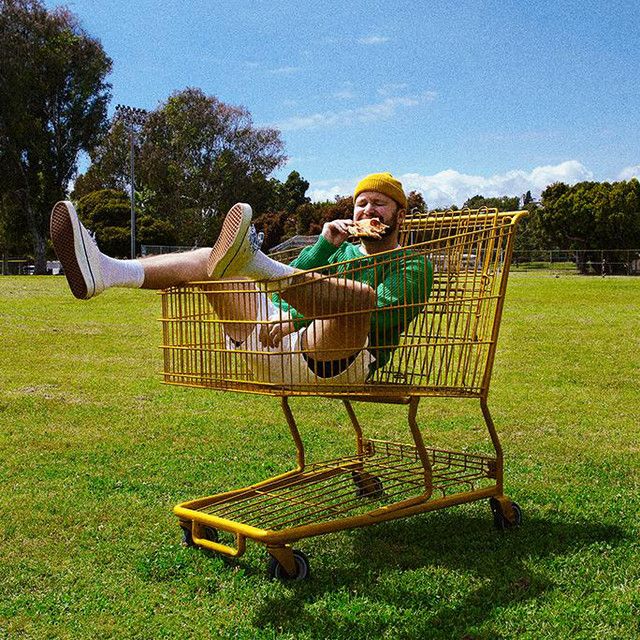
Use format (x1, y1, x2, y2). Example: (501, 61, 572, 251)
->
(249, 508, 626, 639)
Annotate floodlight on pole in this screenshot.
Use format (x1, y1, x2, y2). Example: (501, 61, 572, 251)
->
(114, 104, 148, 259)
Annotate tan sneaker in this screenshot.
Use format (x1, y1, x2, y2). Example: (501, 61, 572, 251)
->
(50, 201, 105, 299)
(207, 203, 259, 279)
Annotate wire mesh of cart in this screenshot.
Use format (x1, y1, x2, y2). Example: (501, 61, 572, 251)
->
(160, 207, 526, 579)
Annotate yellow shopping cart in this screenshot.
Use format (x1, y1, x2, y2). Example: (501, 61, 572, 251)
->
(160, 207, 526, 580)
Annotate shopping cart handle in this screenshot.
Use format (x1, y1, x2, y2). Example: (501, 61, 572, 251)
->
(191, 522, 246, 558)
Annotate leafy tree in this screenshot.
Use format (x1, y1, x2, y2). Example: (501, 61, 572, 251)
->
(75, 189, 177, 257)
(291, 201, 325, 235)
(275, 170, 310, 213)
(512, 201, 546, 255)
(71, 119, 130, 198)
(75, 189, 131, 257)
(254, 194, 353, 250)
(463, 194, 521, 211)
(407, 190, 427, 214)
(522, 190, 534, 206)
(80, 88, 286, 248)
(459, 193, 547, 255)
(0, 0, 111, 272)
(305, 195, 350, 236)
(539, 179, 640, 273)
(253, 210, 290, 251)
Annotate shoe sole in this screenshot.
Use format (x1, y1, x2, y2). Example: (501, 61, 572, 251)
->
(50, 201, 94, 299)
(207, 203, 253, 279)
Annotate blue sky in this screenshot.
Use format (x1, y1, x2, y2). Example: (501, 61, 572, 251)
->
(48, 0, 640, 207)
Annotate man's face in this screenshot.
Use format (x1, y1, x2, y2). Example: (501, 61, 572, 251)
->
(353, 190, 404, 238)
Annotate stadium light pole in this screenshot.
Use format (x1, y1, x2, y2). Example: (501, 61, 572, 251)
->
(114, 104, 148, 258)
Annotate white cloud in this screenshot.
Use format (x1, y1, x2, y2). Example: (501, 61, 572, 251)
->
(358, 35, 390, 45)
(377, 83, 409, 96)
(401, 161, 593, 207)
(309, 161, 594, 208)
(618, 165, 640, 180)
(275, 92, 436, 131)
(308, 175, 358, 202)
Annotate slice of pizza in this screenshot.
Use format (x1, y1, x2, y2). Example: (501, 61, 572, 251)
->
(347, 218, 389, 238)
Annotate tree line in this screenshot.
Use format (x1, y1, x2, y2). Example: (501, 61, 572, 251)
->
(2, 0, 639, 275)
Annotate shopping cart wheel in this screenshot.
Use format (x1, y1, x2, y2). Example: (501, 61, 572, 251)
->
(490, 498, 522, 529)
(267, 549, 310, 581)
(352, 471, 384, 499)
(179, 520, 194, 547)
(180, 522, 219, 547)
(202, 526, 220, 542)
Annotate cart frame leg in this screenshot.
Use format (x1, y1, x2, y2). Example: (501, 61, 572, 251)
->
(343, 396, 434, 498)
(481, 397, 504, 494)
(408, 397, 434, 497)
(281, 396, 305, 471)
(481, 397, 519, 523)
(267, 545, 298, 577)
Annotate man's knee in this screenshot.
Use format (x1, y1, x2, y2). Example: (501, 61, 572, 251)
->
(353, 281, 376, 309)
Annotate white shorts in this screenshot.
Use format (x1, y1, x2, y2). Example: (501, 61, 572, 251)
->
(225, 297, 374, 387)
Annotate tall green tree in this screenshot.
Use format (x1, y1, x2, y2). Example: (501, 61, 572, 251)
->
(74, 189, 177, 257)
(462, 194, 521, 211)
(407, 190, 427, 214)
(0, 0, 111, 272)
(275, 170, 310, 214)
(80, 88, 287, 248)
(460, 193, 546, 254)
(539, 179, 640, 273)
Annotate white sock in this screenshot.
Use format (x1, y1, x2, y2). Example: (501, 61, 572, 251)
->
(100, 254, 145, 289)
(240, 251, 299, 282)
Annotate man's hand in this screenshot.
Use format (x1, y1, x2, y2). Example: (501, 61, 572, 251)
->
(259, 318, 297, 348)
(321, 219, 352, 247)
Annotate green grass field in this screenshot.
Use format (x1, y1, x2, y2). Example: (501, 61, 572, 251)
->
(1, 273, 638, 639)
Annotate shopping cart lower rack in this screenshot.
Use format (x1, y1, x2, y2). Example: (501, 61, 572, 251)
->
(162, 208, 526, 580)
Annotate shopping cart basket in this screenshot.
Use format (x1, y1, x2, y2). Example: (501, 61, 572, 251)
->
(160, 207, 526, 579)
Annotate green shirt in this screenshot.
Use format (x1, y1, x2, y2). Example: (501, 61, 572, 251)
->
(273, 236, 433, 371)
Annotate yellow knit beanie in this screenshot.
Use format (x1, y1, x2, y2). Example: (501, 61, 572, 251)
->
(353, 172, 407, 209)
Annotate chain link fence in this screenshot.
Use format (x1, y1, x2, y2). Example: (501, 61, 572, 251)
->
(1, 256, 62, 275)
(4, 247, 640, 276)
(512, 250, 640, 275)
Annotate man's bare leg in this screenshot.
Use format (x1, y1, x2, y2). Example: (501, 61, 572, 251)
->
(139, 248, 210, 289)
(51, 199, 374, 364)
(50, 200, 217, 298)
(205, 204, 377, 362)
(144, 255, 372, 360)
(145, 252, 363, 355)
(141, 252, 264, 343)
(203, 279, 263, 343)
(200, 271, 374, 360)
(278, 272, 376, 362)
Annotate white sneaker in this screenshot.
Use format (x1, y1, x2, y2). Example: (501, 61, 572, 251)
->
(50, 201, 105, 299)
(207, 203, 262, 279)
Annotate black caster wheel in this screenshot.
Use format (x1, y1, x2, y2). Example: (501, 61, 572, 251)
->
(180, 522, 219, 546)
(490, 498, 523, 530)
(179, 521, 194, 547)
(197, 526, 220, 547)
(352, 471, 384, 499)
(267, 549, 310, 581)
(202, 526, 219, 542)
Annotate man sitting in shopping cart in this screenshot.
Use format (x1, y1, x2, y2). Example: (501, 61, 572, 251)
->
(51, 173, 432, 385)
